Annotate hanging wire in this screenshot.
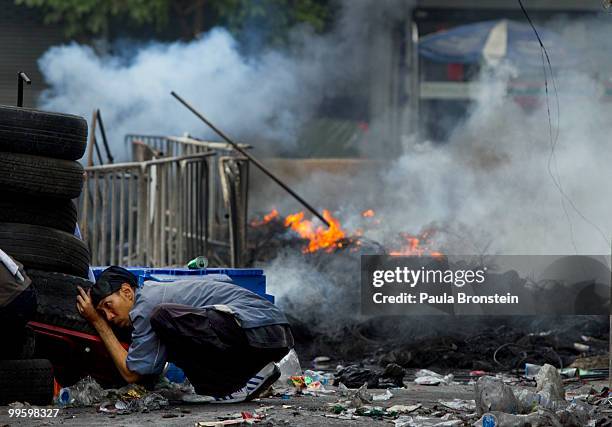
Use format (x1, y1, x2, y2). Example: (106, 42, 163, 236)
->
(518, 0, 609, 250)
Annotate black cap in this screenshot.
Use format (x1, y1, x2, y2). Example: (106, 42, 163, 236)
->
(91, 266, 137, 307)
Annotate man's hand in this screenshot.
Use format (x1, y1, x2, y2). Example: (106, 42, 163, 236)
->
(75, 287, 142, 384)
(76, 286, 102, 324)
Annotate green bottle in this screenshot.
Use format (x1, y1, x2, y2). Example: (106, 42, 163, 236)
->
(187, 256, 208, 269)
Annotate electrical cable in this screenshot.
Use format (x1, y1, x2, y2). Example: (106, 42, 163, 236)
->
(518, 0, 609, 250)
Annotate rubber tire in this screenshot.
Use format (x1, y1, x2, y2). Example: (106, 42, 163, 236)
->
(0, 359, 54, 405)
(0, 196, 77, 233)
(29, 270, 132, 342)
(0, 105, 87, 161)
(0, 152, 84, 199)
(0, 223, 90, 278)
(28, 270, 95, 334)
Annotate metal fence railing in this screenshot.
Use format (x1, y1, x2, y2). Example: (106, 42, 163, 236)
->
(124, 135, 251, 267)
(79, 152, 214, 267)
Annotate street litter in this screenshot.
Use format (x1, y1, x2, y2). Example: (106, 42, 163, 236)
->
(394, 414, 462, 427)
(414, 369, 454, 386)
(372, 389, 394, 401)
(195, 408, 268, 426)
(472, 364, 597, 425)
(438, 399, 476, 411)
(56, 376, 106, 407)
(99, 384, 168, 414)
(387, 404, 422, 414)
(335, 364, 380, 388)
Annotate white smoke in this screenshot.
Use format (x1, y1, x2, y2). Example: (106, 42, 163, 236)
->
(36, 4, 612, 336)
(38, 29, 349, 160)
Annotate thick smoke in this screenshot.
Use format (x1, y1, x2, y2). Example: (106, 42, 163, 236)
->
(265, 16, 612, 339)
(38, 30, 322, 160)
(36, 4, 612, 343)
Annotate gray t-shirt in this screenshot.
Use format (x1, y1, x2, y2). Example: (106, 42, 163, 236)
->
(126, 274, 288, 375)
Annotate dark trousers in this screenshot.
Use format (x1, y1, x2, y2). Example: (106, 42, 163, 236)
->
(150, 303, 289, 396)
(0, 285, 36, 359)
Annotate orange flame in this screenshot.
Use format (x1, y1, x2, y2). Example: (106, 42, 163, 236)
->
(251, 209, 280, 227)
(362, 209, 375, 218)
(389, 231, 442, 257)
(284, 210, 346, 253)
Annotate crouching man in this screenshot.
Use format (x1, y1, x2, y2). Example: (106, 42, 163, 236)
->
(76, 266, 293, 402)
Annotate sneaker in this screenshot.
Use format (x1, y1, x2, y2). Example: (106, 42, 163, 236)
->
(210, 386, 248, 404)
(183, 362, 280, 404)
(244, 362, 281, 401)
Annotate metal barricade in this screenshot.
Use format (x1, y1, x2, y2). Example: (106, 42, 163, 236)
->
(219, 156, 250, 267)
(79, 152, 214, 267)
(123, 134, 251, 267)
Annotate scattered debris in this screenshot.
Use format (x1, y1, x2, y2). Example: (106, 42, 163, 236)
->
(475, 376, 520, 414)
(99, 384, 169, 414)
(438, 399, 476, 412)
(56, 376, 106, 407)
(387, 404, 422, 414)
(372, 389, 394, 401)
(335, 364, 380, 388)
(394, 414, 462, 426)
(570, 354, 608, 369)
(381, 363, 407, 387)
(414, 369, 454, 386)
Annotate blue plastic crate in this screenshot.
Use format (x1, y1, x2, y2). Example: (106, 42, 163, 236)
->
(91, 267, 273, 303)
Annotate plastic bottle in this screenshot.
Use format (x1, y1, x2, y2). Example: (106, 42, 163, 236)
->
(187, 256, 208, 269)
(56, 387, 73, 406)
(303, 369, 334, 385)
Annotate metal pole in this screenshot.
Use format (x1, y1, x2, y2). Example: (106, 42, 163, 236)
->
(609, 238, 611, 390)
(96, 109, 114, 164)
(170, 91, 331, 228)
(17, 72, 31, 107)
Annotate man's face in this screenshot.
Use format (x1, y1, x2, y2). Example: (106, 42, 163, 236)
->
(96, 283, 135, 328)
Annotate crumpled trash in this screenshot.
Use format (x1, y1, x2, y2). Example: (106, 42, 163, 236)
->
(414, 369, 454, 386)
(372, 389, 393, 401)
(273, 348, 302, 389)
(335, 364, 380, 388)
(286, 374, 326, 394)
(438, 398, 476, 411)
(195, 409, 267, 426)
(57, 376, 106, 407)
(387, 404, 422, 414)
(473, 410, 564, 427)
(534, 364, 564, 402)
(395, 414, 462, 427)
(99, 384, 168, 414)
(514, 389, 565, 413)
(154, 376, 197, 402)
(381, 363, 406, 387)
(513, 364, 567, 413)
(474, 376, 519, 415)
(303, 369, 334, 385)
(337, 382, 372, 407)
(524, 363, 576, 380)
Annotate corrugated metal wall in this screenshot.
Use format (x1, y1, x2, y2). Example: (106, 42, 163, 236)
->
(0, 0, 65, 108)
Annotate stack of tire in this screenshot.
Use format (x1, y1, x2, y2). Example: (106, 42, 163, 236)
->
(0, 105, 94, 404)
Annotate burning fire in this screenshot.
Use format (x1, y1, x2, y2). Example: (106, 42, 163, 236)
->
(251, 208, 442, 256)
(250, 208, 279, 227)
(284, 210, 346, 253)
(362, 209, 375, 218)
(389, 231, 442, 257)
